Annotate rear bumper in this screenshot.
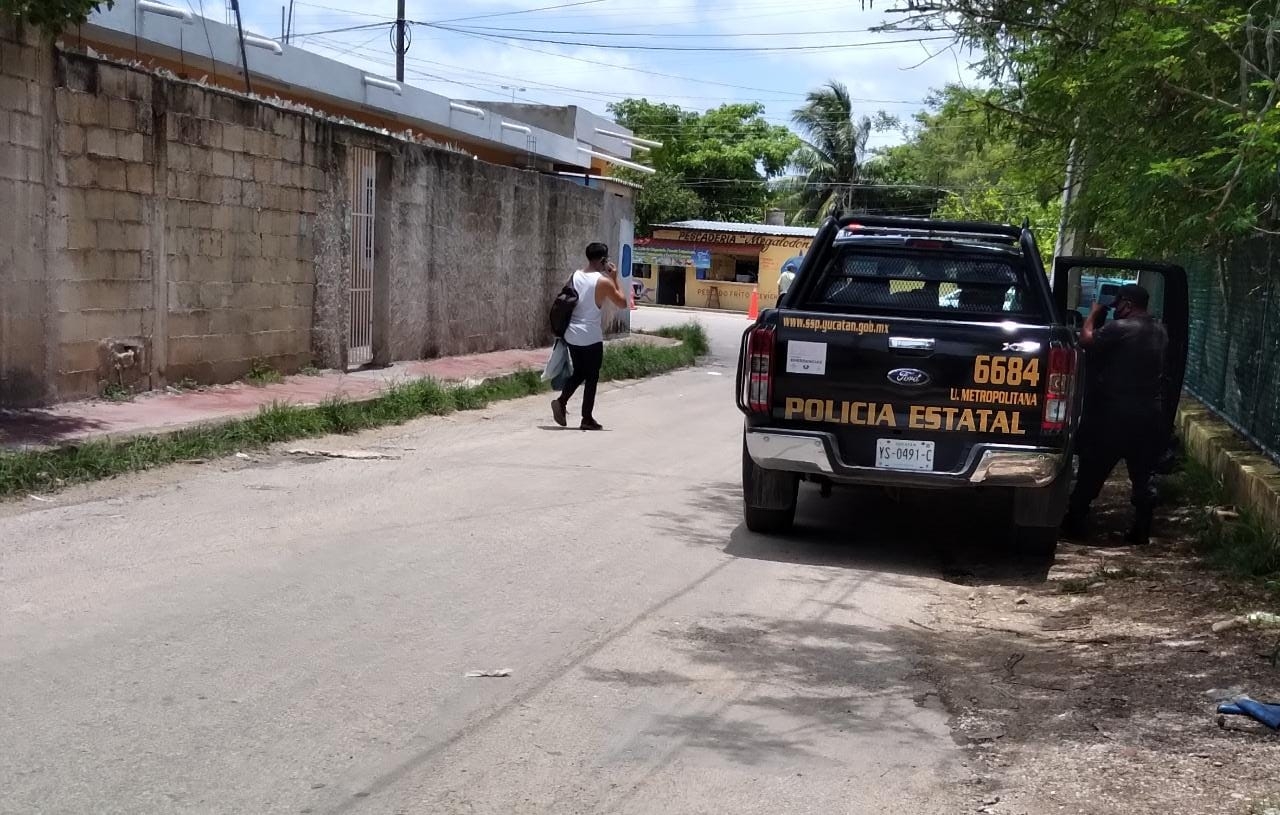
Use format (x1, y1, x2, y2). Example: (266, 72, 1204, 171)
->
(745, 428, 1066, 488)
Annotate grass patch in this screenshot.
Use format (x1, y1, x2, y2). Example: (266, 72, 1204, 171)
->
(246, 359, 284, 387)
(1057, 577, 1093, 595)
(1201, 509, 1280, 583)
(605, 323, 708, 381)
(1161, 454, 1227, 506)
(0, 329, 706, 499)
(101, 382, 133, 402)
(1164, 452, 1280, 590)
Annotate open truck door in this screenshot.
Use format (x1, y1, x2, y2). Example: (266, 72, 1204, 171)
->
(1052, 256, 1190, 460)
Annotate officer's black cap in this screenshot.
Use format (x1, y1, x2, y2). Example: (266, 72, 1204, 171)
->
(1116, 283, 1150, 309)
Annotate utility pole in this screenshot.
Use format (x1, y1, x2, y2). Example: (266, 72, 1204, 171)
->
(394, 0, 406, 82)
(1053, 135, 1083, 289)
(230, 0, 253, 95)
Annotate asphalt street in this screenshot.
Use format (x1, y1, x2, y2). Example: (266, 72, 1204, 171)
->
(1, 308, 979, 814)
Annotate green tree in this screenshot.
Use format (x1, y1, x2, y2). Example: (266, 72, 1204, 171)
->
(786, 81, 874, 223)
(614, 169, 704, 230)
(3, 0, 112, 35)
(781, 81, 941, 224)
(875, 85, 1064, 259)
(882, 0, 1280, 254)
(607, 98, 800, 229)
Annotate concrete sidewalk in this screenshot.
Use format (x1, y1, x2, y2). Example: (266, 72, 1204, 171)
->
(1, 345, 562, 450)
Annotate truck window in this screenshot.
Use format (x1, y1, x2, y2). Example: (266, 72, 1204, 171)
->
(807, 248, 1044, 320)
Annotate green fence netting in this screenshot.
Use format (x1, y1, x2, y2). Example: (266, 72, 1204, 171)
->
(1183, 238, 1280, 462)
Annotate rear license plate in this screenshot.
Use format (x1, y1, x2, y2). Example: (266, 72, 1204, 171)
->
(876, 439, 935, 471)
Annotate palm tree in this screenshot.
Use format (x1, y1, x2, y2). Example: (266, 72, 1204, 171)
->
(787, 81, 873, 224)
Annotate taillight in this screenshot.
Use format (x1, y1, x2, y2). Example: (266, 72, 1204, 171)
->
(745, 326, 775, 414)
(1042, 346, 1077, 432)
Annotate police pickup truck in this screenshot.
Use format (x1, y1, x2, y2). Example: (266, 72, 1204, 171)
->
(735, 214, 1189, 554)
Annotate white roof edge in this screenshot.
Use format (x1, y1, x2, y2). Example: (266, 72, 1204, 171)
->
(657, 220, 820, 237)
(79, 0, 592, 169)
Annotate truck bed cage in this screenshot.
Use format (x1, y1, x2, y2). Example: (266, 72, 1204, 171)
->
(836, 214, 1024, 246)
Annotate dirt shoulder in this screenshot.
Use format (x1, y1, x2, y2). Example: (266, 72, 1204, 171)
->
(915, 476, 1280, 815)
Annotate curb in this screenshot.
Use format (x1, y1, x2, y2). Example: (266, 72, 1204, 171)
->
(636, 304, 752, 317)
(1177, 394, 1280, 531)
(1, 334, 684, 452)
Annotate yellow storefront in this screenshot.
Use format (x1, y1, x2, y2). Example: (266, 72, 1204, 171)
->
(632, 220, 818, 313)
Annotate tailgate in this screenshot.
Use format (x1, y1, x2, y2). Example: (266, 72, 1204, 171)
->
(771, 311, 1059, 473)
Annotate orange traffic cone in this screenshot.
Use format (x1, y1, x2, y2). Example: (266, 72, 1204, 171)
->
(747, 287, 760, 320)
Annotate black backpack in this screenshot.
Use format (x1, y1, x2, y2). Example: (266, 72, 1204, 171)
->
(549, 274, 579, 338)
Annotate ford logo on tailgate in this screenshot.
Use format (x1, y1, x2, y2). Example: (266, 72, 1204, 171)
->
(887, 367, 931, 387)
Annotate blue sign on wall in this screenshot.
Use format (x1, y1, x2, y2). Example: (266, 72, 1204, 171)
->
(621, 243, 632, 277)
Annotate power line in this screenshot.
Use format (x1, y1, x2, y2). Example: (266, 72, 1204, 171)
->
(307, 33, 931, 128)
(291, 21, 388, 38)
(291, 0, 393, 19)
(430, 0, 610, 26)
(422, 23, 955, 53)
(425, 25, 890, 98)
(450, 24, 895, 37)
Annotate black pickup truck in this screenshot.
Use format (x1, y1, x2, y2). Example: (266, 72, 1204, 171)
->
(735, 214, 1189, 554)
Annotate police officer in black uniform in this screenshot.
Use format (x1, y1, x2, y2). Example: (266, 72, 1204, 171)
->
(1062, 284, 1169, 545)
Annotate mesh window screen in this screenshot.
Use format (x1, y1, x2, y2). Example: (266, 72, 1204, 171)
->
(815, 251, 1034, 318)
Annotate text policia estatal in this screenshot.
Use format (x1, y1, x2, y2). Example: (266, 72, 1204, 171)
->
(783, 398, 1028, 435)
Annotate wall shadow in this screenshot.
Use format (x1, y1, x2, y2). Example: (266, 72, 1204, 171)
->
(0, 409, 108, 447)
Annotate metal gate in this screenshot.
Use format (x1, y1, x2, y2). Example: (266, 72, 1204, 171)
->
(347, 147, 376, 368)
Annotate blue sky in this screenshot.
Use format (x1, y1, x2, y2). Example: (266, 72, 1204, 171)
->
(235, 0, 980, 150)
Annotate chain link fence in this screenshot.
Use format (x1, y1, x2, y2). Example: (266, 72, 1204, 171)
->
(1183, 237, 1280, 462)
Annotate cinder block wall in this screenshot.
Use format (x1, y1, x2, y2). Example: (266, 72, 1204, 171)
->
(0, 27, 54, 406)
(0, 25, 631, 406)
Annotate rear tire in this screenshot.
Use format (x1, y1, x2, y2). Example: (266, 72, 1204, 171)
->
(1013, 524, 1059, 560)
(1010, 478, 1069, 560)
(742, 440, 798, 535)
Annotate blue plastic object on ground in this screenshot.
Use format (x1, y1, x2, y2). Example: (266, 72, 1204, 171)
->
(1217, 697, 1280, 729)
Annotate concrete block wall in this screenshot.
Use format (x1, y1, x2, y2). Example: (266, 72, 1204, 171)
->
(0, 27, 53, 406)
(0, 27, 631, 406)
(53, 55, 159, 397)
(378, 148, 631, 362)
(379, 148, 601, 360)
(160, 85, 330, 383)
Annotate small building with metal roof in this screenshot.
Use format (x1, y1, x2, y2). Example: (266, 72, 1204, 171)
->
(634, 218, 818, 312)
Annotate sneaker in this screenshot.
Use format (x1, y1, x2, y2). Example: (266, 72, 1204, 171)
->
(551, 399, 567, 427)
(580, 418, 603, 431)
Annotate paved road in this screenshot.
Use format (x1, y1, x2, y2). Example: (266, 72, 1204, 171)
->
(1, 309, 978, 814)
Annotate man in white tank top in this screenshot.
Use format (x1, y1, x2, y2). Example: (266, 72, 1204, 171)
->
(552, 242, 627, 430)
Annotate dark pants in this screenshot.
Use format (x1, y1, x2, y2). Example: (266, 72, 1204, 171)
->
(559, 341, 604, 421)
(1067, 404, 1162, 536)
